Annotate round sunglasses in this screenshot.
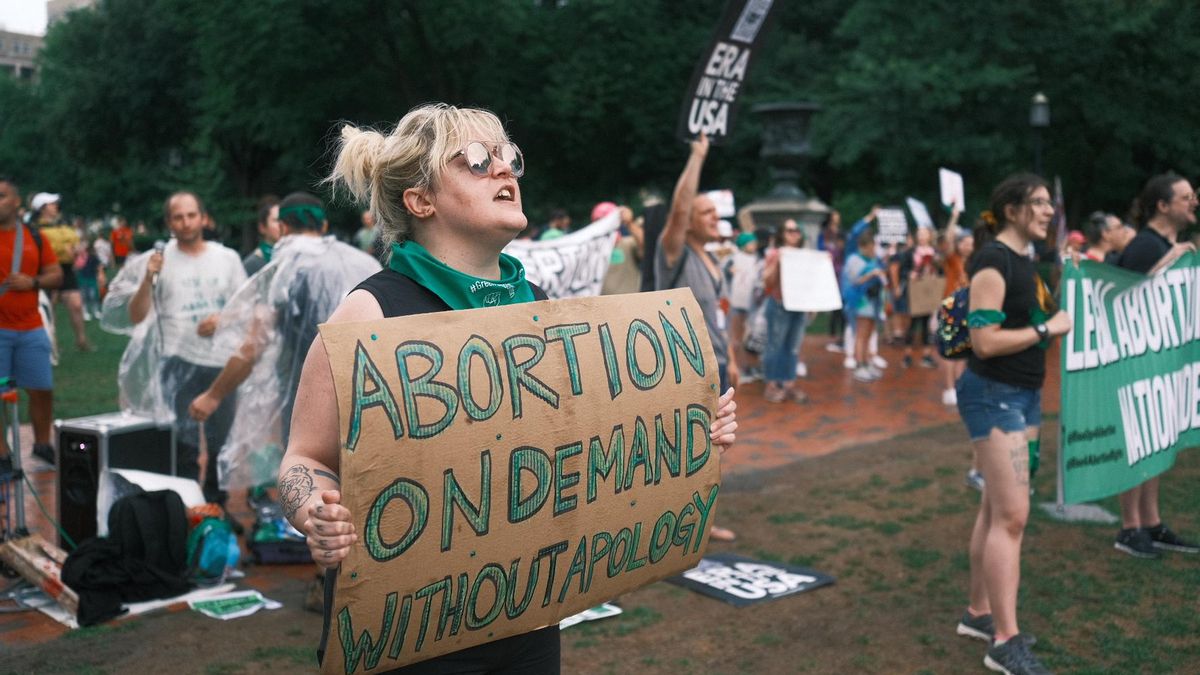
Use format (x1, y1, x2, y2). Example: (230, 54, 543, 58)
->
(451, 141, 525, 178)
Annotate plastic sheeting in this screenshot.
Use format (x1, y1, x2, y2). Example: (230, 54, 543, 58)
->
(210, 235, 380, 490)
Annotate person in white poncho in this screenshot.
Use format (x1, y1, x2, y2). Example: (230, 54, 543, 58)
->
(186, 192, 380, 492)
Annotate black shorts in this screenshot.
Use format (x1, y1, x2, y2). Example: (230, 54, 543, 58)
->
(58, 265, 79, 291)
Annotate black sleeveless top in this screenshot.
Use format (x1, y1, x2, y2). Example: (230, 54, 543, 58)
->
(319, 268, 559, 674)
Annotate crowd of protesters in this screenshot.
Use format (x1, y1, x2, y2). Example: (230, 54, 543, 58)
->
(4, 108, 1199, 674)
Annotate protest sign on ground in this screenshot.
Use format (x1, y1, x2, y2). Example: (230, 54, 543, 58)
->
(318, 289, 722, 673)
(875, 208, 909, 245)
(667, 553, 834, 607)
(675, 0, 777, 143)
(780, 248, 842, 312)
(1059, 256, 1200, 503)
(503, 210, 620, 299)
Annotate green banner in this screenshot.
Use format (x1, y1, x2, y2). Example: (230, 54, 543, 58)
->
(1060, 254, 1200, 503)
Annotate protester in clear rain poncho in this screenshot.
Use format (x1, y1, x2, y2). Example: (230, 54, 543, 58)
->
(186, 192, 381, 491)
(101, 193, 247, 501)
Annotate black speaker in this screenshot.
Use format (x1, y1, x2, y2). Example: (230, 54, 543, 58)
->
(56, 413, 174, 547)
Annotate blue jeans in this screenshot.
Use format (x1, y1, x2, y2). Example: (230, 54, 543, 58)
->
(763, 297, 807, 384)
(955, 368, 1042, 442)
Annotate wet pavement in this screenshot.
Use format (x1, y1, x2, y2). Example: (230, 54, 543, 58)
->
(0, 334, 1062, 649)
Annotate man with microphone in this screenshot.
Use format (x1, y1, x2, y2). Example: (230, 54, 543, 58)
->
(101, 192, 246, 505)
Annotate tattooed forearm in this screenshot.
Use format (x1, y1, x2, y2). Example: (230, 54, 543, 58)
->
(280, 465, 315, 520)
(314, 468, 341, 485)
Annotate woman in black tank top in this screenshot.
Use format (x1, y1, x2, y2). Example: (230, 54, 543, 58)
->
(274, 104, 738, 674)
(952, 174, 1071, 674)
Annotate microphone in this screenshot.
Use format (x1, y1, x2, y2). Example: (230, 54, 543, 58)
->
(152, 240, 166, 286)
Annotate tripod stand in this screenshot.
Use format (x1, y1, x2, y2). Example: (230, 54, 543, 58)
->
(0, 376, 28, 541)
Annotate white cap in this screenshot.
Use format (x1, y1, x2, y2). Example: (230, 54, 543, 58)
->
(716, 219, 734, 239)
(31, 193, 61, 212)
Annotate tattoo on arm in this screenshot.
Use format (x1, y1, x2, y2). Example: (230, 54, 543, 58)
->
(279, 465, 315, 520)
(314, 469, 341, 485)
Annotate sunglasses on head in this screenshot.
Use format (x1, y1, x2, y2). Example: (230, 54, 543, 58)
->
(451, 141, 525, 178)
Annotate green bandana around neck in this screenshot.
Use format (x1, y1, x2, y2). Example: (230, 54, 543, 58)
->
(388, 240, 535, 310)
(258, 241, 274, 263)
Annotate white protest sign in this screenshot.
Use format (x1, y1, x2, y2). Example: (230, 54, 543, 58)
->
(875, 208, 910, 245)
(939, 168, 965, 210)
(906, 197, 934, 230)
(705, 189, 736, 218)
(780, 248, 842, 312)
(503, 210, 620, 299)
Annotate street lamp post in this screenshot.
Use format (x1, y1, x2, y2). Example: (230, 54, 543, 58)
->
(1030, 92, 1050, 177)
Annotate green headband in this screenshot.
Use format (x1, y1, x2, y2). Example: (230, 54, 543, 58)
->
(278, 203, 326, 228)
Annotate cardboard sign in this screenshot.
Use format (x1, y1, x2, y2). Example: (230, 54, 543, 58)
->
(908, 275, 947, 317)
(906, 197, 934, 230)
(668, 553, 835, 607)
(876, 208, 910, 245)
(780, 248, 842, 312)
(318, 289, 722, 673)
(503, 210, 620, 299)
(939, 168, 965, 210)
(675, 0, 778, 143)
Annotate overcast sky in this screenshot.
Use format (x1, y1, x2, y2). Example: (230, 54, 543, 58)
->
(0, 1, 47, 36)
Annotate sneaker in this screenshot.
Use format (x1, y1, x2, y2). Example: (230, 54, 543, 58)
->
(956, 610, 994, 642)
(921, 355, 937, 369)
(789, 387, 810, 404)
(740, 367, 762, 384)
(824, 342, 843, 353)
(1114, 528, 1160, 559)
(942, 388, 957, 406)
(985, 634, 1052, 675)
(764, 384, 788, 403)
(32, 443, 56, 467)
(870, 354, 889, 370)
(902, 355, 914, 368)
(965, 469, 985, 492)
(1147, 524, 1200, 554)
(867, 364, 884, 378)
(795, 362, 808, 378)
(853, 367, 877, 383)
(843, 356, 857, 370)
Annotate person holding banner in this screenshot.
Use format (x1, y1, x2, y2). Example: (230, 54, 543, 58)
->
(655, 131, 740, 542)
(760, 219, 810, 403)
(954, 174, 1070, 675)
(1111, 173, 1200, 559)
(278, 104, 740, 672)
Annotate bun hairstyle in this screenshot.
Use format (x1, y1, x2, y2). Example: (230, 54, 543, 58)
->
(970, 173, 1047, 257)
(1133, 173, 1185, 228)
(325, 103, 510, 249)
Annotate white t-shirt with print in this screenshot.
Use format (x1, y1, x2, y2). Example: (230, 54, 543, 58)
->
(155, 241, 247, 367)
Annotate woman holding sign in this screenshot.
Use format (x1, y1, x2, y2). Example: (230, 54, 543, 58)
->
(954, 174, 1069, 675)
(277, 104, 739, 673)
(760, 219, 810, 403)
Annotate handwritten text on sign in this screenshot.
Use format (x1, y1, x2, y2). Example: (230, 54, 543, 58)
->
(318, 289, 722, 673)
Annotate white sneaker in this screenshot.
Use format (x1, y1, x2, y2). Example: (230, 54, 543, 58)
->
(824, 342, 843, 353)
(853, 366, 877, 383)
(843, 356, 857, 370)
(867, 364, 883, 378)
(870, 355, 889, 370)
(741, 368, 762, 384)
(795, 362, 808, 378)
(942, 388, 957, 406)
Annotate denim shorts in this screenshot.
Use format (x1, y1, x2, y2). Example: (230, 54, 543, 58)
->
(955, 367, 1041, 442)
(0, 328, 53, 390)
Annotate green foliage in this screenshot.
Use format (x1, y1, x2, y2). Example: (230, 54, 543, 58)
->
(2, 0, 1199, 245)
